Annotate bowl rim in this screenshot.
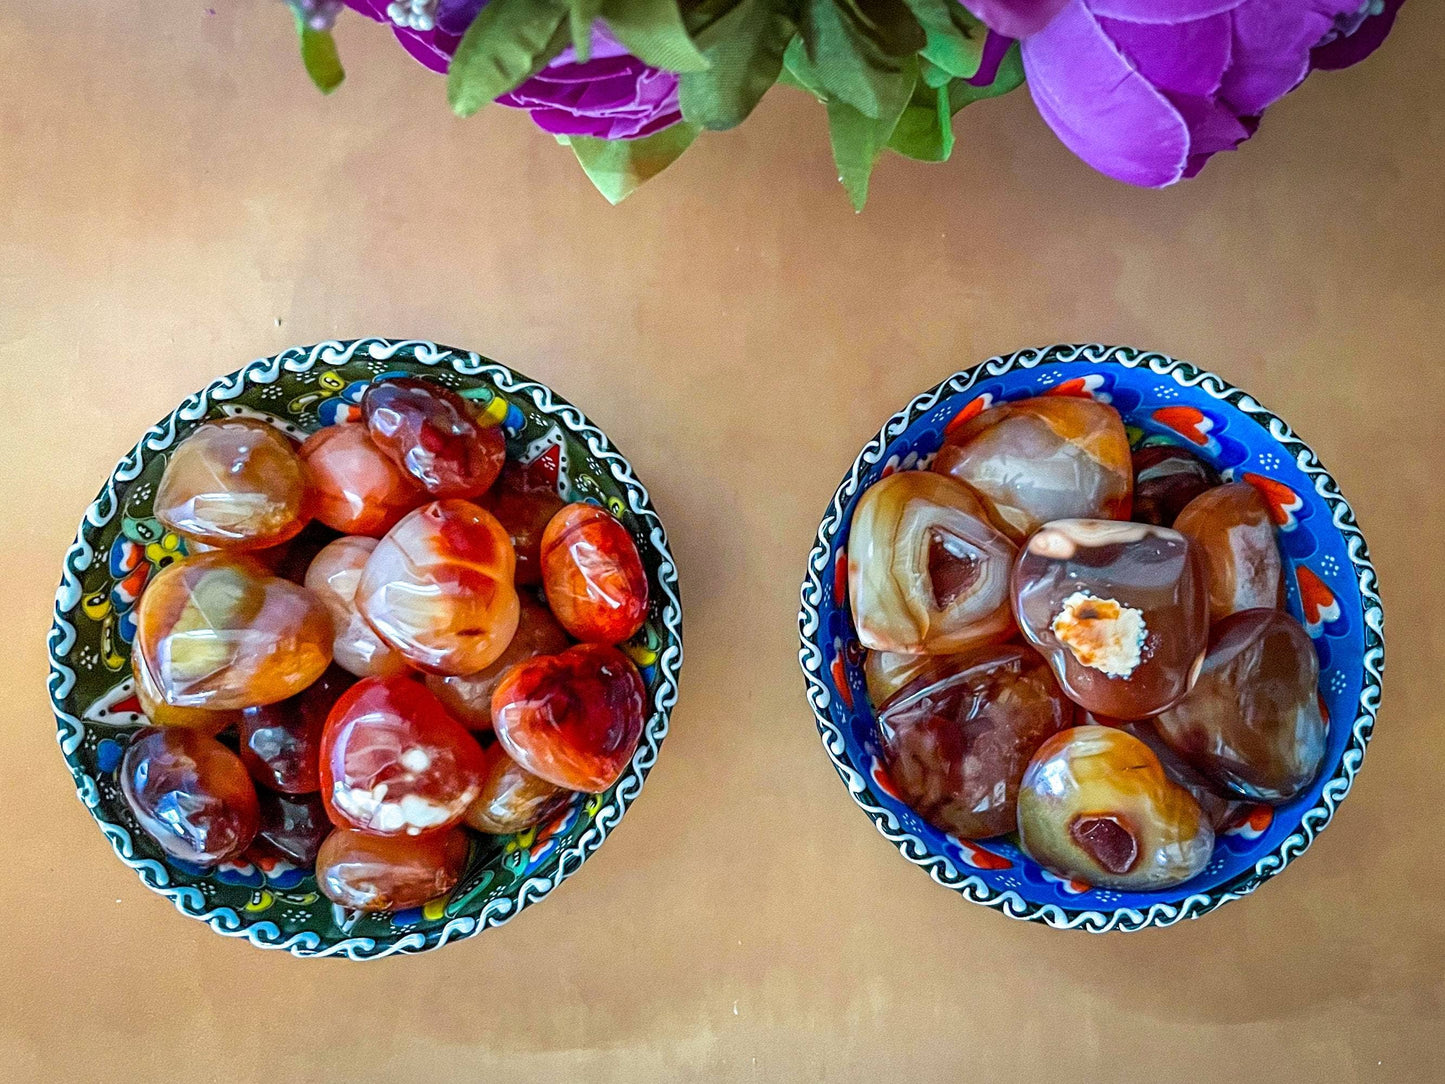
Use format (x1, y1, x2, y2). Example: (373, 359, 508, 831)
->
(48, 336, 684, 959)
(798, 343, 1384, 932)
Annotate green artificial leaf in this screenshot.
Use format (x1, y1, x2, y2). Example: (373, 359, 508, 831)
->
(684, 0, 761, 50)
(834, 0, 927, 58)
(567, 123, 701, 203)
(602, 0, 710, 73)
(902, 0, 986, 79)
(448, 0, 570, 118)
(888, 44, 1024, 162)
(801, 0, 924, 119)
(951, 37, 1024, 103)
(679, 0, 797, 129)
(827, 54, 916, 209)
(570, 0, 604, 61)
(291, 7, 344, 94)
(781, 34, 828, 98)
(920, 55, 952, 88)
(887, 76, 952, 161)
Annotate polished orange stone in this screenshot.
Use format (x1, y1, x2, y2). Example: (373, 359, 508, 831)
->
(362, 377, 506, 499)
(483, 464, 565, 586)
(877, 644, 1073, 839)
(320, 675, 487, 836)
(1011, 520, 1209, 718)
(933, 397, 1133, 541)
(464, 743, 573, 834)
(848, 471, 1016, 655)
(250, 790, 330, 867)
(1173, 482, 1283, 623)
(131, 648, 240, 731)
(1154, 609, 1326, 803)
(1017, 725, 1214, 890)
(304, 536, 409, 678)
(154, 418, 311, 551)
(492, 643, 646, 792)
(1131, 444, 1220, 527)
(315, 826, 470, 912)
(356, 500, 520, 675)
(424, 594, 571, 730)
(540, 503, 649, 645)
(132, 553, 334, 711)
(119, 728, 260, 866)
(238, 664, 353, 794)
(298, 422, 426, 537)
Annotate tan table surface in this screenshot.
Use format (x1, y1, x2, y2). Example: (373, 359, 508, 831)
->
(3, 3, 1442, 1081)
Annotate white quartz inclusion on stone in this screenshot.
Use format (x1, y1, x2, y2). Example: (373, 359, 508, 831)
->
(331, 781, 461, 835)
(1051, 591, 1146, 678)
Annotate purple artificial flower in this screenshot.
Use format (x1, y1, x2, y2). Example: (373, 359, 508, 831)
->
(963, 0, 1404, 186)
(1312, 0, 1404, 69)
(963, 0, 1070, 38)
(342, 0, 682, 140)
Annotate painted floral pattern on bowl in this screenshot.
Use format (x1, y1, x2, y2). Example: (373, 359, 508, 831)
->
(799, 344, 1382, 931)
(50, 338, 683, 958)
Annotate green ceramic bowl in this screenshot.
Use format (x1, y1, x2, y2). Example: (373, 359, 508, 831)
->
(48, 338, 683, 958)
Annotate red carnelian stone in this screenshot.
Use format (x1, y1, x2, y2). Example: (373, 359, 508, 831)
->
(362, 378, 506, 499)
(424, 594, 572, 730)
(320, 675, 487, 836)
(154, 418, 311, 552)
(119, 728, 260, 866)
(238, 664, 353, 794)
(251, 790, 331, 867)
(464, 743, 574, 834)
(540, 503, 648, 645)
(315, 827, 470, 912)
(877, 644, 1073, 839)
(299, 423, 426, 537)
(355, 500, 520, 675)
(492, 643, 647, 793)
(484, 464, 565, 586)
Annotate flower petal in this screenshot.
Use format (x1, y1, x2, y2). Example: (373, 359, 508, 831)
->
(962, 0, 1071, 38)
(1099, 14, 1233, 97)
(1087, 0, 1243, 23)
(391, 26, 455, 73)
(1023, 0, 1190, 186)
(1222, 0, 1360, 114)
(1312, 0, 1405, 71)
(342, 0, 390, 21)
(1183, 110, 1258, 176)
(436, 0, 484, 37)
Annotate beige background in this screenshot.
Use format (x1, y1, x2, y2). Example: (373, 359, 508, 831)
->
(3, 2, 1442, 1081)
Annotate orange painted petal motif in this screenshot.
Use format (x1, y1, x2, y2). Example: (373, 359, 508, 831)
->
(1041, 869, 1092, 894)
(1223, 804, 1274, 839)
(1296, 566, 1341, 636)
(1042, 373, 1109, 401)
(944, 393, 994, 437)
(956, 840, 1013, 871)
(1242, 472, 1303, 530)
(830, 651, 854, 710)
(869, 758, 901, 801)
(1151, 406, 1214, 447)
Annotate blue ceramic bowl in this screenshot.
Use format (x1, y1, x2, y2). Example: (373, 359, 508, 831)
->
(799, 344, 1383, 931)
(49, 338, 683, 957)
